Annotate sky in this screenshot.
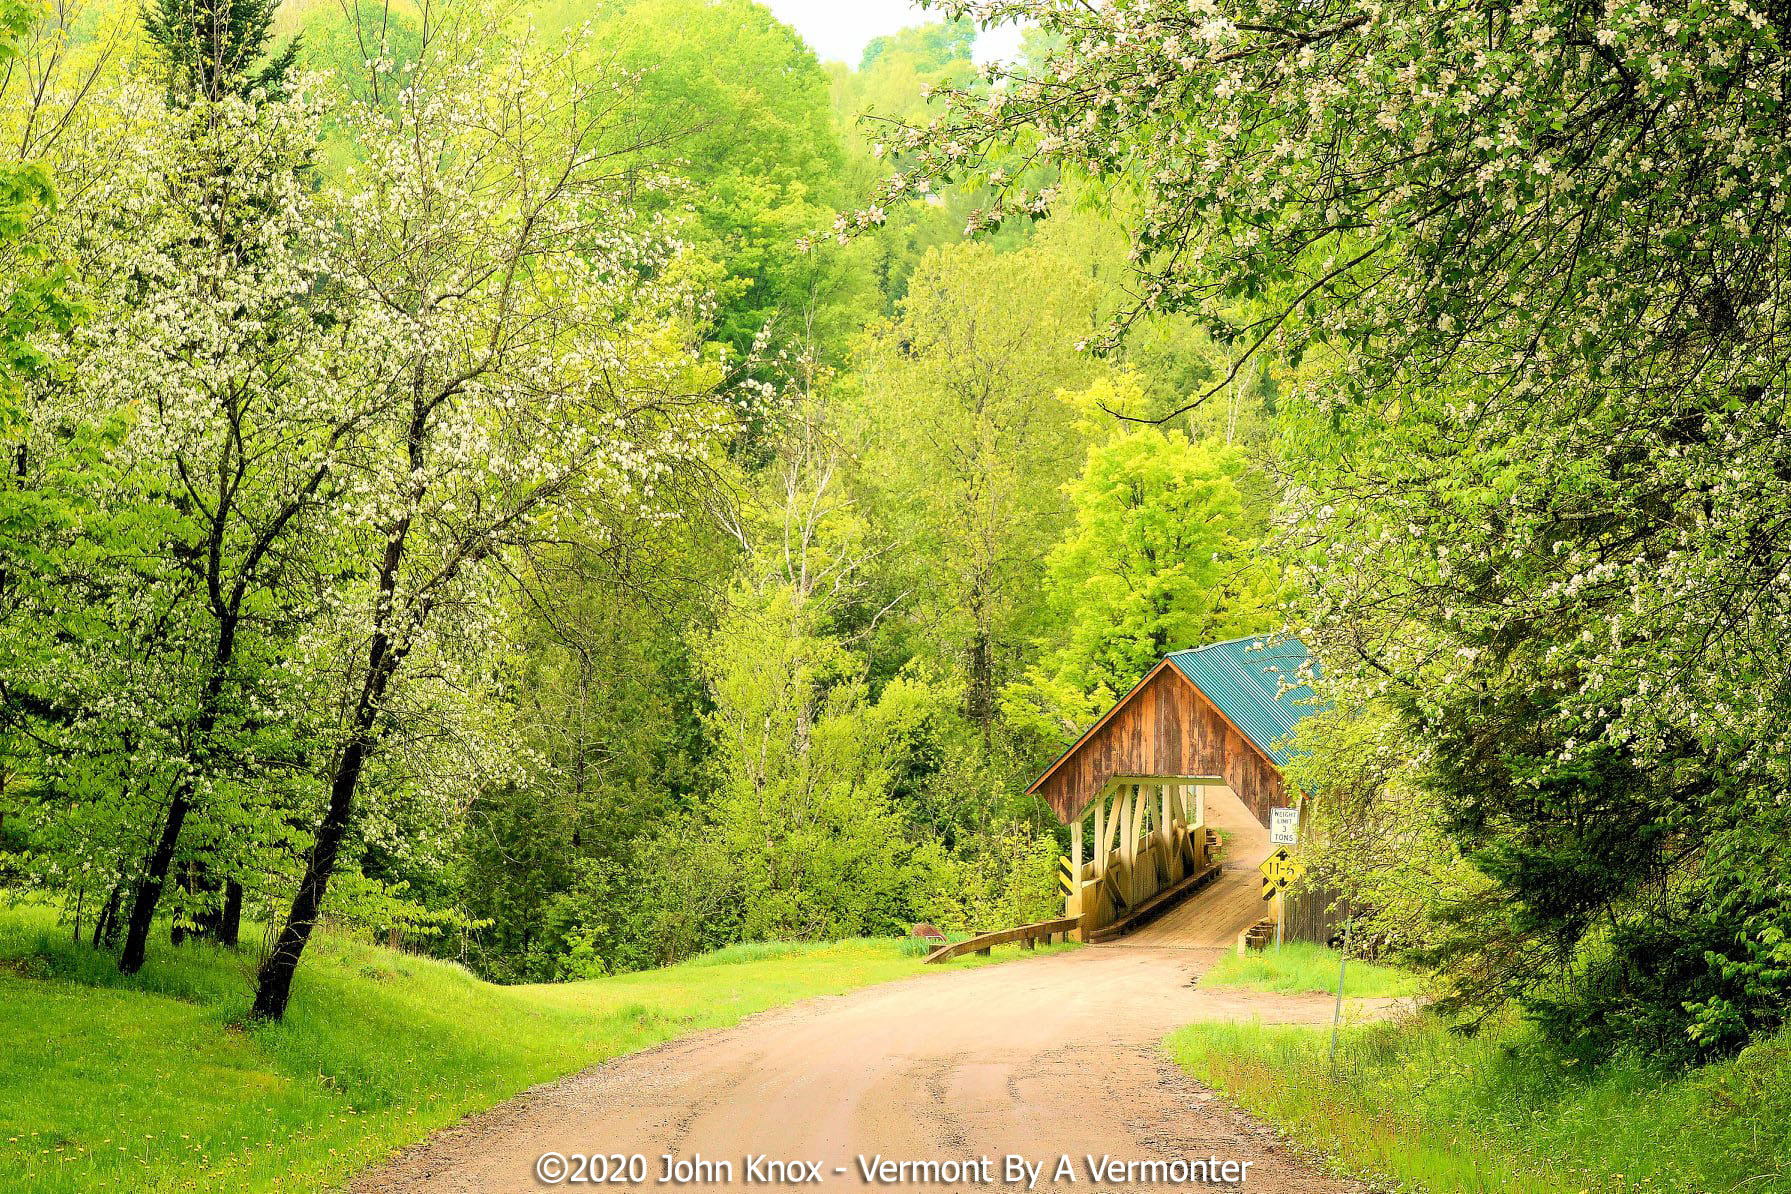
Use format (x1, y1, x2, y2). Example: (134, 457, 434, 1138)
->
(759, 0, 1025, 67)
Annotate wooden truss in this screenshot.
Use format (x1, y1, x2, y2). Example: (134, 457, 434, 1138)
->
(1064, 774, 1221, 939)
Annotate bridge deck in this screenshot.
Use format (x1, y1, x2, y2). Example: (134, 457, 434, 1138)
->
(1109, 784, 1273, 949)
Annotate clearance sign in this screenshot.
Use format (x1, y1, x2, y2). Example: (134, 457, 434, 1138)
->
(1259, 848, 1306, 902)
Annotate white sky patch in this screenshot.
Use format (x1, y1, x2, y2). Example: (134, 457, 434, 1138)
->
(759, 0, 1026, 67)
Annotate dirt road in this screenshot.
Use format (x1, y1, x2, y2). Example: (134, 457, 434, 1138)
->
(354, 944, 1384, 1193)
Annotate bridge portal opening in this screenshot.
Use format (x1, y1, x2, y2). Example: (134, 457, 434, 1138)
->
(1024, 637, 1322, 942)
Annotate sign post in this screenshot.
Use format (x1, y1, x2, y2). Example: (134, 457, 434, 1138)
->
(1267, 811, 1298, 952)
(1329, 913, 1352, 1067)
(1259, 847, 1306, 953)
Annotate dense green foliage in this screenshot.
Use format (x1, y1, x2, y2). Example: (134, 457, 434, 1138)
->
(559, 0, 870, 364)
(142, 0, 297, 101)
(1006, 374, 1274, 745)
(891, 0, 1791, 1066)
(0, 0, 1280, 1007)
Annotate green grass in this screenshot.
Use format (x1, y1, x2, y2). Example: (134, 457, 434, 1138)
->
(1167, 1012, 1791, 1193)
(1200, 941, 1424, 999)
(0, 907, 1070, 1193)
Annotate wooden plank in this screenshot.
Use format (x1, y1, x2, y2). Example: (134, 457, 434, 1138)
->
(922, 917, 1081, 965)
(1070, 818, 1084, 910)
(1023, 659, 1180, 802)
(1101, 785, 1122, 861)
(1128, 785, 1147, 904)
(1085, 865, 1222, 944)
(1092, 798, 1107, 878)
(1099, 859, 1131, 914)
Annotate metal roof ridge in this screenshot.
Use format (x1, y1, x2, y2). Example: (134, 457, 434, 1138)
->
(1167, 633, 1282, 655)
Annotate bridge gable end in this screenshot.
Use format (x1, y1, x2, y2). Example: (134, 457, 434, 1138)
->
(1027, 662, 1285, 827)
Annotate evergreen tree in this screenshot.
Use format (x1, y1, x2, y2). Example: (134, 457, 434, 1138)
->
(142, 0, 298, 103)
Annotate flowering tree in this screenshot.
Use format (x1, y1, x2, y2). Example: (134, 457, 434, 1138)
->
(247, 6, 731, 1019)
(78, 84, 360, 972)
(0, 0, 336, 968)
(865, 0, 1790, 390)
(878, 0, 1791, 1057)
(7, 0, 393, 973)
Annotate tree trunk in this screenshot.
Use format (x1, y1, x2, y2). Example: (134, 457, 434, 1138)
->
(92, 881, 124, 950)
(119, 617, 236, 974)
(191, 859, 224, 940)
(250, 733, 372, 1020)
(171, 862, 194, 946)
(253, 583, 401, 1020)
(252, 395, 428, 1020)
(220, 879, 242, 948)
(967, 626, 994, 749)
(119, 790, 192, 973)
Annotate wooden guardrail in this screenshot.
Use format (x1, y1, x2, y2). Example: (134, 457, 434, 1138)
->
(921, 916, 1081, 965)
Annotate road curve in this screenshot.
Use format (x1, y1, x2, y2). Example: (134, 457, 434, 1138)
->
(353, 946, 1375, 1194)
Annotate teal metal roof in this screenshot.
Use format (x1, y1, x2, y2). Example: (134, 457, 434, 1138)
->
(1166, 636, 1323, 765)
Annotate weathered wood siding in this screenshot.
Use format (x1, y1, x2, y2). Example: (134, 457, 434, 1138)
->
(1284, 881, 1348, 946)
(1032, 663, 1284, 827)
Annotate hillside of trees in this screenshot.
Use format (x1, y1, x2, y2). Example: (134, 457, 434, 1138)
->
(0, 0, 1279, 1017)
(2, 0, 1787, 1075)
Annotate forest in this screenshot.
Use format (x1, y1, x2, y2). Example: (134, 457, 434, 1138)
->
(2, 0, 1788, 1085)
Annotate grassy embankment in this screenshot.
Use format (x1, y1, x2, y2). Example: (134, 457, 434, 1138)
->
(1199, 941, 1422, 999)
(0, 907, 1066, 1193)
(1174, 946, 1791, 1193)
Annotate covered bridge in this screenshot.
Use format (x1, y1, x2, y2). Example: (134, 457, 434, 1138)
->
(1028, 636, 1323, 943)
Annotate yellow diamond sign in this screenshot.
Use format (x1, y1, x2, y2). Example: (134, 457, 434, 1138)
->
(1259, 848, 1306, 902)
